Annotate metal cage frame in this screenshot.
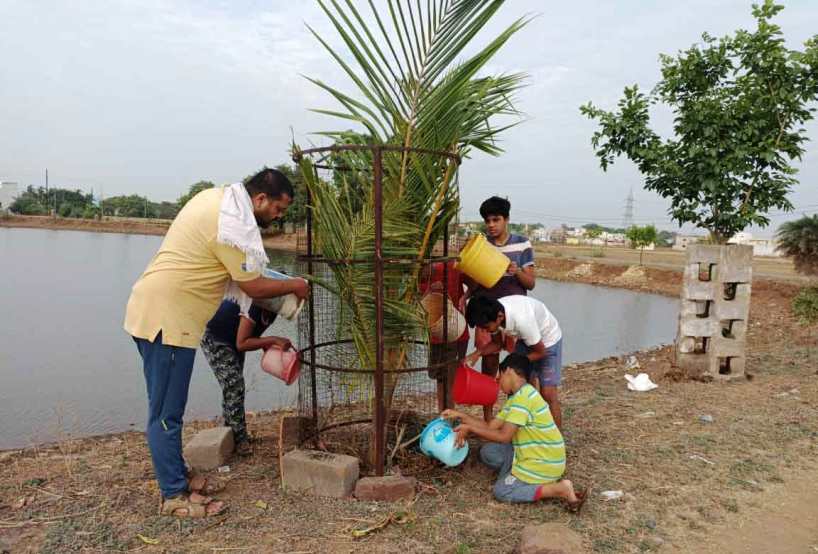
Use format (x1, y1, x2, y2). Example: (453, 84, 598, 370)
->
(292, 144, 462, 475)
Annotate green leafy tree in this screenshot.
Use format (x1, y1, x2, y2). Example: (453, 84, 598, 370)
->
(154, 201, 179, 220)
(656, 230, 676, 248)
(10, 187, 48, 215)
(273, 164, 307, 226)
(581, 1, 818, 244)
(103, 195, 153, 218)
(585, 226, 603, 241)
(626, 224, 658, 264)
(178, 181, 215, 209)
(12, 186, 94, 217)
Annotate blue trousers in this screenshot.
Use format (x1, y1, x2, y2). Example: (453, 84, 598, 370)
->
(133, 333, 195, 499)
(480, 443, 542, 503)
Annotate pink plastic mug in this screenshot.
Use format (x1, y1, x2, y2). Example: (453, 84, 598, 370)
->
(261, 345, 300, 385)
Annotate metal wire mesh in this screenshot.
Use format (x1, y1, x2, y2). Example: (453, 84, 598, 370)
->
(292, 144, 467, 474)
(295, 258, 451, 432)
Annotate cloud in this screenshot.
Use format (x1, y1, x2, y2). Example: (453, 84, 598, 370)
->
(0, 0, 816, 234)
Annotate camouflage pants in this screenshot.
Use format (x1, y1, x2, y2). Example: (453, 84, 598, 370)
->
(200, 331, 249, 445)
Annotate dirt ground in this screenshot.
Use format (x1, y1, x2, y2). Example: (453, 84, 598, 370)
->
(534, 243, 809, 284)
(1, 257, 816, 553)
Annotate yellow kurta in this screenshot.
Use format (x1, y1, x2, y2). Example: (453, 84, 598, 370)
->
(124, 187, 260, 348)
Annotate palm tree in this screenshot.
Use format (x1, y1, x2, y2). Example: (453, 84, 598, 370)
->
(777, 215, 818, 277)
(294, 0, 528, 459)
(777, 214, 818, 324)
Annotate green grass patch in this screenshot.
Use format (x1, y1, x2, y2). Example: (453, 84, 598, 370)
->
(792, 286, 818, 323)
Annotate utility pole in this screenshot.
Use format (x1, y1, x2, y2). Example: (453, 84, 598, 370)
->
(622, 187, 635, 229)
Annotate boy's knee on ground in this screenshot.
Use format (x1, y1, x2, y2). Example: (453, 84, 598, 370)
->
(492, 477, 519, 503)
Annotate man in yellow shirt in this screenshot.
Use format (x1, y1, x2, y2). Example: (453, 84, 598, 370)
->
(124, 168, 308, 517)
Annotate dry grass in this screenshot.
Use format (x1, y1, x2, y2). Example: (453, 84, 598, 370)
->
(1, 262, 816, 553)
(534, 243, 808, 283)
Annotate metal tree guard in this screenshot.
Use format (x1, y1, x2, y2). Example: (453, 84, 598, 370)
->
(292, 144, 461, 476)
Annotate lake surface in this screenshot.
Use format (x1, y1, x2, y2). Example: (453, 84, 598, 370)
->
(0, 228, 678, 449)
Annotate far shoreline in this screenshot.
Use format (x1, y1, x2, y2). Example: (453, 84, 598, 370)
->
(0, 213, 299, 252)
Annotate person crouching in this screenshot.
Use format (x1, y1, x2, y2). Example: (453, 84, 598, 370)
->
(441, 354, 589, 510)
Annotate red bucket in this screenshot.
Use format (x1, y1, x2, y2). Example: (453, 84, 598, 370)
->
(452, 363, 499, 406)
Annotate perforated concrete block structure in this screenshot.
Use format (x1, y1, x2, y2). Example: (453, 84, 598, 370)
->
(675, 244, 753, 381)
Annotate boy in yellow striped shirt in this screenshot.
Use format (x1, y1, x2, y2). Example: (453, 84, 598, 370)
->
(442, 354, 588, 509)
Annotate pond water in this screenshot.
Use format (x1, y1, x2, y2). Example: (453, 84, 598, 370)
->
(0, 228, 679, 449)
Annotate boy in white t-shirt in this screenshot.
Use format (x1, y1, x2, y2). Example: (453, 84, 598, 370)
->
(465, 294, 564, 429)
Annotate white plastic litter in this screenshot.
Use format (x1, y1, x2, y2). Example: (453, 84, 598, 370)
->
(217, 465, 231, 473)
(625, 355, 640, 370)
(600, 490, 624, 501)
(624, 373, 658, 392)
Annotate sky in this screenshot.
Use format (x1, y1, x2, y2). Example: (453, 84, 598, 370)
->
(2, 0, 817, 236)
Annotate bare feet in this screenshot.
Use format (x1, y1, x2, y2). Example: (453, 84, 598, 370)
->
(556, 479, 579, 504)
(565, 481, 592, 515)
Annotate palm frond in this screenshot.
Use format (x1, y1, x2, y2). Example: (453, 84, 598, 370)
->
(297, 0, 528, 374)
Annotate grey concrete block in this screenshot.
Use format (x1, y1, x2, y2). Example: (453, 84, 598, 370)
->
(719, 244, 753, 282)
(281, 449, 359, 498)
(715, 283, 752, 320)
(677, 244, 752, 381)
(184, 426, 233, 471)
(683, 280, 717, 300)
(680, 318, 718, 337)
(354, 475, 416, 502)
(677, 336, 697, 354)
(687, 245, 722, 265)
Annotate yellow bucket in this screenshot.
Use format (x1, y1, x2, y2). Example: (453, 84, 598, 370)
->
(456, 234, 510, 288)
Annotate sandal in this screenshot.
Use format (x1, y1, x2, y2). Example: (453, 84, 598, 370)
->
(188, 474, 225, 496)
(567, 483, 593, 515)
(159, 493, 227, 518)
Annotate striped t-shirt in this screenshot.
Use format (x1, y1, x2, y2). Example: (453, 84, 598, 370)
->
(497, 383, 566, 484)
(478, 233, 534, 299)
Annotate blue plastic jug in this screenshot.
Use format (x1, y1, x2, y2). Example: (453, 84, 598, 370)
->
(419, 418, 469, 467)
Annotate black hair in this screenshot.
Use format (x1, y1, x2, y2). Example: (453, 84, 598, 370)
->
(465, 295, 504, 328)
(479, 196, 510, 219)
(500, 353, 532, 380)
(244, 168, 294, 200)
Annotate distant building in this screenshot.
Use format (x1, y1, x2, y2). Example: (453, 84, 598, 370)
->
(548, 227, 566, 244)
(0, 182, 19, 211)
(673, 234, 703, 251)
(728, 232, 782, 257)
(531, 228, 550, 242)
(602, 231, 626, 245)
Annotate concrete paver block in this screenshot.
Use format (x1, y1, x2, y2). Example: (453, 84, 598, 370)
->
(278, 416, 313, 453)
(281, 449, 359, 498)
(354, 475, 416, 502)
(184, 426, 233, 471)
